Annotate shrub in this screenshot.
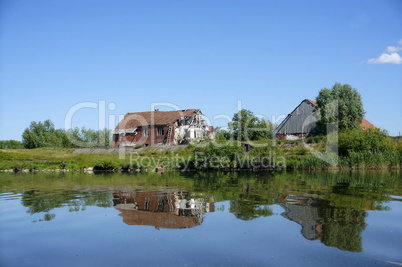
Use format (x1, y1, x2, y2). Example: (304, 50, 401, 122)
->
(188, 142, 244, 169)
(297, 147, 308, 155)
(93, 160, 118, 171)
(0, 140, 22, 149)
(338, 128, 393, 156)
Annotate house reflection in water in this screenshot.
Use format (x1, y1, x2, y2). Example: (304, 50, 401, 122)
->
(113, 190, 214, 229)
(279, 195, 321, 241)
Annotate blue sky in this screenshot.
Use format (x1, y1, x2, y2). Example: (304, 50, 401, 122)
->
(1, 0, 401, 140)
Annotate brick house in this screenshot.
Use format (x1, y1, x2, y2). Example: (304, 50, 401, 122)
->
(112, 109, 214, 147)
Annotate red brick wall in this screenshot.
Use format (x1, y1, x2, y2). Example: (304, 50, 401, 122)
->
(113, 125, 175, 147)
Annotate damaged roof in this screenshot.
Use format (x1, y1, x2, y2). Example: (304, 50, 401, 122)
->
(115, 109, 200, 130)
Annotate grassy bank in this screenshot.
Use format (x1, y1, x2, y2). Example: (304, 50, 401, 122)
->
(0, 146, 195, 172)
(1, 136, 401, 172)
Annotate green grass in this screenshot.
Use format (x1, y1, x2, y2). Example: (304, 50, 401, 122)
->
(1, 139, 401, 172)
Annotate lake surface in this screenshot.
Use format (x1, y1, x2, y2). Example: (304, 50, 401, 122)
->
(0, 171, 401, 266)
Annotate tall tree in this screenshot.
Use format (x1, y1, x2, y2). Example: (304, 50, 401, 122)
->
(229, 109, 273, 142)
(22, 119, 112, 148)
(316, 83, 365, 133)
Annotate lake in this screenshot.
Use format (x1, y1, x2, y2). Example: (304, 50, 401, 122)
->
(0, 171, 401, 266)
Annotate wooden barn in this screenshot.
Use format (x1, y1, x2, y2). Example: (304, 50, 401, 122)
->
(275, 99, 375, 140)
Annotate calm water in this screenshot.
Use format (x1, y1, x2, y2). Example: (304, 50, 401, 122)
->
(0, 171, 401, 266)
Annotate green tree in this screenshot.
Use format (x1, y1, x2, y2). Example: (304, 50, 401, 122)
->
(22, 119, 112, 149)
(214, 127, 230, 142)
(229, 109, 273, 141)
(22, 121, 46, 148)
(22, 120, 72, 148)
(0, 140, 22, 149)
(316, 83, 365, 133)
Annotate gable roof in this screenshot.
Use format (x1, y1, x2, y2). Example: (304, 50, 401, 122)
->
(115, 109, 199, 130)
(275, 99, 319, 134)
(306, 99, 317, 107)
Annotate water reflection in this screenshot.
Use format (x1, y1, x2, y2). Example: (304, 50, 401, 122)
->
(1, 171, 401, 254)
(21, 189, 112, 222)
(279, 194, 367, 252)
(279, 195, 321, 241)
(113, 190, 215, 229)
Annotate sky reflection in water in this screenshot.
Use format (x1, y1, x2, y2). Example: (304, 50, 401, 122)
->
(0, 171, 401, 266)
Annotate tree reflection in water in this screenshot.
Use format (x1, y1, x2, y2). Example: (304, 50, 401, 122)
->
(279, 194, 367, 252)
(10, 170, 401, 252)
(21, 189, 113, 222)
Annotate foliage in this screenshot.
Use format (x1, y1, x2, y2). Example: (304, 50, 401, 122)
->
(22, 119, 112, 149)
(339, 151, 401, 168)
(306, 136, 326, 144)
(316, 83, 365, 133)
(188, 142, 244, 169)
(338, 128, 394, 157)
(229, 109, 274, 141)
(214, 127, 231, 142)
(0, 140, 22, 149)
(93, 160, 119, 171)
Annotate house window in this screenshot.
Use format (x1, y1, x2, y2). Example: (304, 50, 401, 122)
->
(143, 127, 149, 137)
(157, 127, 164, 136)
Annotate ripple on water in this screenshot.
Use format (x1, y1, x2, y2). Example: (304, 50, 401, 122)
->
(0, 192, 23, 201)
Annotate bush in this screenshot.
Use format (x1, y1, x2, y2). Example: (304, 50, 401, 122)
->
(338, 128, 393, 156)
(93, 160, 118, 171)
(340, 151, 401, 168)
(297, 147, 308, 155)
(188, 142, 244, 169)
(0, 140, 22, 149)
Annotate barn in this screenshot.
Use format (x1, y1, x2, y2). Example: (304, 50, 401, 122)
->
(275, 99, 375, 140)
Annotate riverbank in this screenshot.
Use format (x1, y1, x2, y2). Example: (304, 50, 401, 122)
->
(1, 139, 401, 172)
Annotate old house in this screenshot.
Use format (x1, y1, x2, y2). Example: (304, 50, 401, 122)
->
(275, 99, 375, 140)
(112, 109, 214, 147)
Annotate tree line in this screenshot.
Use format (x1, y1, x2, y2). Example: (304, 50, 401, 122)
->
(1, 83, 397, 153)
(21, 120, 113, 149)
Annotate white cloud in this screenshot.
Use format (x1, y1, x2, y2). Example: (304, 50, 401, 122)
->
(386, 46, 401, 53)
(368, 39, 402, 64)
(368, 52, 402, 64)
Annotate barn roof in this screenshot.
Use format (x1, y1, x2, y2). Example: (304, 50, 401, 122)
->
(306, 99, 317, 106)
(115, 109, 199, 130)
(360, 118, 375, 130)
(275, 99, 319, 135)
